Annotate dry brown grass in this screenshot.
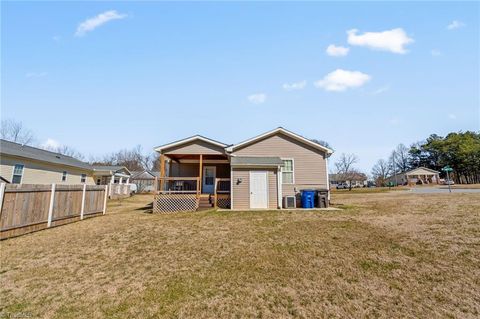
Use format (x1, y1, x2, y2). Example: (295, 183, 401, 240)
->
(1, 192, 479, 318)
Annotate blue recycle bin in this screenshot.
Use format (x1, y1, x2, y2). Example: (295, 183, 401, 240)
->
(301, 190, 316, 208)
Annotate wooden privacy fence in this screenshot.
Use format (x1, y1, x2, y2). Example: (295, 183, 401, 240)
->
(0, 183, 108, 239)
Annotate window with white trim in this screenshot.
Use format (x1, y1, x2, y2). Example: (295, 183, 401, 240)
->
(62, 171, 67, 182)
(81, 174, 86, 183)
(282, 159, 294, 184)
(12, 164, 24, 184)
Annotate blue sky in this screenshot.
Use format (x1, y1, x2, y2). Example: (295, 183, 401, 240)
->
(2, 1, 479, 172)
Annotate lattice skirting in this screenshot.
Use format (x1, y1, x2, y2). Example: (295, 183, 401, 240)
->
(216, 194, 231, 209)
(153, 194, 199, 213)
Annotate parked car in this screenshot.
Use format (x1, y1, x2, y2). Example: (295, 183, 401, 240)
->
(336, 183, 349, 189)
(443, 179, 455, 185)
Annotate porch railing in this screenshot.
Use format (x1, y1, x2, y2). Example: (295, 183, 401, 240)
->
(214, 178, 231, 209)
(154, 177, 200, 195)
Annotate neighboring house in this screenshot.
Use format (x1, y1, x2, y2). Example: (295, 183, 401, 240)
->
(154, 127, 333, 211)
(0, 139, 95, 184)
(92, 166, 131, 185)
(130, 170, 159, 192)
(329, 173, 368, 188)
(385, 167, 440, 185)
(0, 139, 132, 186)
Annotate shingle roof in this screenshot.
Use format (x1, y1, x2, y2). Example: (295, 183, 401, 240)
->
(231, 156, 284, 166)
(0, 139, 92, 170)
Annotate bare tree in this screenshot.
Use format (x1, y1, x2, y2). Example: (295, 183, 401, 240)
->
(371, 159, 391, 186)
(390, 144, 410, 173)
(94, 145, 152, 171)
(334, 153, 359, 191)
(310, 139, 333, 150)
(1, 119, 35, 145)
(48, 145, 85, 160)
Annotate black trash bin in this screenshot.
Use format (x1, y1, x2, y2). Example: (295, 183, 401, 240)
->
(316, 190, 329, 208)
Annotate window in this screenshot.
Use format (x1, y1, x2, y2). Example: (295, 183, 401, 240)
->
(282, 159, 294, 184)
(81, 174, 86, 183)
(62, 171, 67, 182)
(12, 164, 24, 184)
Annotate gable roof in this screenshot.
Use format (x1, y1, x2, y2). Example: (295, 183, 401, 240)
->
(225, 127, 334, 154)
(0, 139, 92, 171)
(154, 135, 228, 153)
(131, 170, 158, 179)
(404, 167, 440, 175)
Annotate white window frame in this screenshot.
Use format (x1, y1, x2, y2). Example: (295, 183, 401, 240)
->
(62, 171, 68, 182)
(81, 174, 87, 183)
(281, 158, 295, 184)
(12, 164, 25, 184)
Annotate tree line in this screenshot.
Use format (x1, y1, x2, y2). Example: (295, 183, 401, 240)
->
(372, 131, 480, 185)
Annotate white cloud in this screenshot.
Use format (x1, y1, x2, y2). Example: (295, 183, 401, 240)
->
(447, 20, 465, 30)
(75, 10, 127, 37)
(282, 80, 307, 91)
(41, 138, 61, 150)
(52, 35, 61, 42)
(347, 28, 414, 54)
(431, 49, 442, 56)
(314, 69, 371, 92)
(448, 113, 457, 120)
(26, 72, 48, 78)
(326, 44, 350, 57)
(247, 93, 267, 104)
(371, 85, 389, 95)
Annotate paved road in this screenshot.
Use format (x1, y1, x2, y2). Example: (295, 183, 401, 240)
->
(407, 187, 480, 194)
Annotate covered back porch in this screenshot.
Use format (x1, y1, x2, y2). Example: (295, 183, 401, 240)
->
(153, 136, 231, 213)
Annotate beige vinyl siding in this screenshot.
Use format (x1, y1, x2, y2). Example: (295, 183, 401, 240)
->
(162, 140, 226, 155)
(0, 155, 94, 185)
(232, 168, 277, 210)
(231, 133, 328, 196)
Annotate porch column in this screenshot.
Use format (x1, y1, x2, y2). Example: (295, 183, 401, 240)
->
(119, 177, 123, 184)
(160, 154, 165, 191)
(199, 154, 203, 194)
(110, 174, 115, 184)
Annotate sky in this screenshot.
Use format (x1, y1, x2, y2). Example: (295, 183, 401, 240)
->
(2, 1, 479, 173)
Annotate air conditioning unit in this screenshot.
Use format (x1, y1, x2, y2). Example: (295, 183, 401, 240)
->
(284, 196, 296, 209)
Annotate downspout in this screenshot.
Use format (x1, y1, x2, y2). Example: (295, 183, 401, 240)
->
(326, 155, 331, 202)
(277, 165, 283, 209)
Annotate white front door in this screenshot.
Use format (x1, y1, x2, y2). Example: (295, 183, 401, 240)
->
(202, 166, 216, 194)
(250, 171, 268, 209)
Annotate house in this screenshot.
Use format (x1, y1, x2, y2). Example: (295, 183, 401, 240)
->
(130, 170, 159, 192)
(0, 139, 95, 184)
(385, 167, 440, 186)
(153, 127, 333, 212)
(92, 166, 132, 185)
(329, 172, 368, 188)
(0, 139, 132, 186)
